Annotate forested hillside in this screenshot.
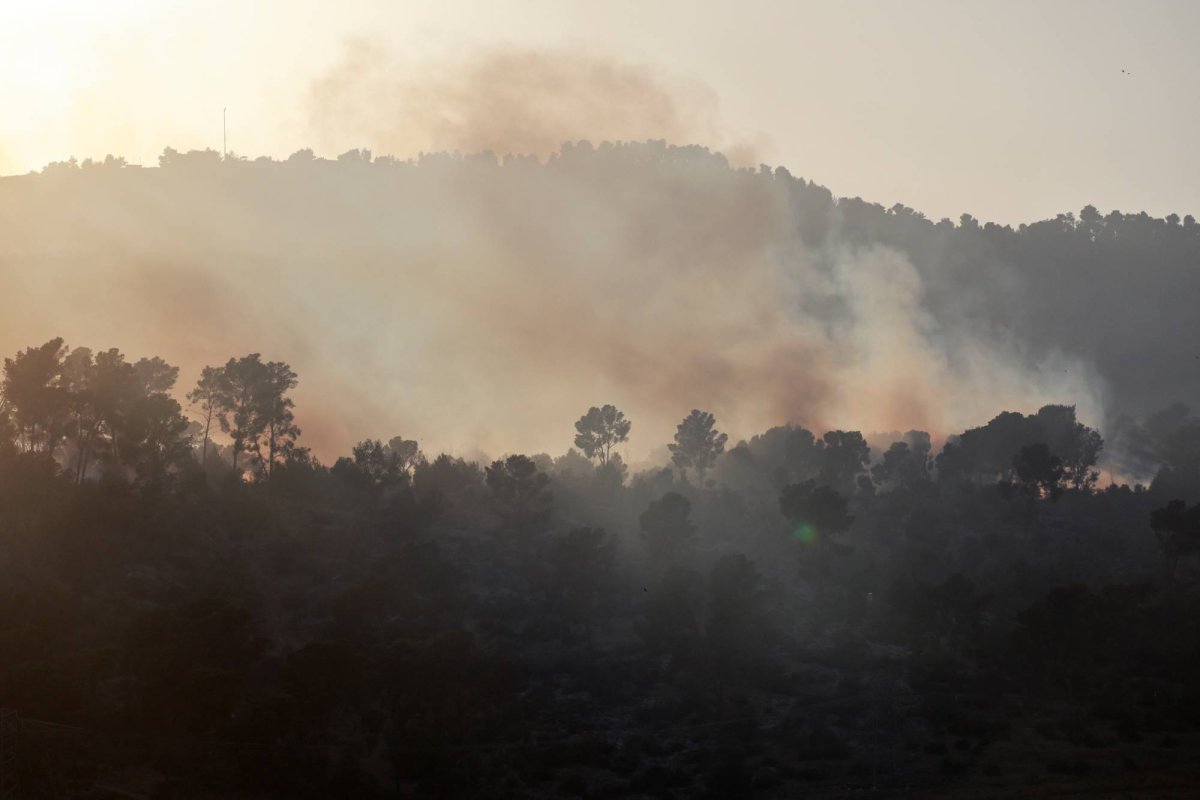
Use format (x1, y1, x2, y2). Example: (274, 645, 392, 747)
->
(2, 144, 1200, 796)
(2, 327, 1200, 796)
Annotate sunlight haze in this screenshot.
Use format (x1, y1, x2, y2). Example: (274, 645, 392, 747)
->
(3, 0, 1198, 223)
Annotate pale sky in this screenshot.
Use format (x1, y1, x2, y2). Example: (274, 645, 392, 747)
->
(1, 0, 1197, 224)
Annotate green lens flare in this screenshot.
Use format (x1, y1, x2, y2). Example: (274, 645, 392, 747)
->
(793, 524, 816, 543)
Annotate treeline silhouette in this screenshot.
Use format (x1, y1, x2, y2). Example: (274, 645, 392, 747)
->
(3, 335, 1200, 797)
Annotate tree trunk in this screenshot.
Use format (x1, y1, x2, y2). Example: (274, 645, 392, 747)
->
(74, 414, 85, 483)
(200, 405, 212, 467)
(75, 428, 94, 485)
(267, 422, 276, 480)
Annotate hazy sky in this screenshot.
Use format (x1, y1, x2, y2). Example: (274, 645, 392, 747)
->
(2, 0, 1197, 223)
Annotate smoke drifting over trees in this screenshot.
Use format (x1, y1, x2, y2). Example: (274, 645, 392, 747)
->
(5, 322, 1200, 794)
(6, 139, 1197, 468)
(4, 50, 1200, 791)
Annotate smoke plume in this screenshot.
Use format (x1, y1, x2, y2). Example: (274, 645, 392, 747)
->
(0, 46, 1105, 463)
(307, 41, 764, 166)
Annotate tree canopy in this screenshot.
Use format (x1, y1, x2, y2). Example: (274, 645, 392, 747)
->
(669, 409, 727, 483)
(573, 404, 631, 465)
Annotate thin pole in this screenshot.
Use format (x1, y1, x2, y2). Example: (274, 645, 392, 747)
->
(223, 107, 227, 159)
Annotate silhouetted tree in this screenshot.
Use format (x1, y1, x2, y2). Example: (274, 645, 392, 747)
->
(187, 365, 225, 468)
(2, 338, 68, 454)
(777, 425, 822, 482)
(573, 404, 631, 465)
(714, 424, 823, 495)
(413, 453, 485, 504)
(209, 355, 261, 472)
(1033, 405, 1102, 490)
(669, 409, 727, 483)
(338, 439, 399, 488)
(121, 361, 191, 485)
(61, 346, 99, 482)
(817, 430, 871, 495)
(334, 436, 423, 493)
(936, 406, 1101, 489)
(1013, 443, 1066, 500)
(250, 359, 300, 480)
(204, 354, 299, 477)
(0, 404, 16, 465)
(485, 454, 552, 532)
(871, 432, 932, 492)
(88, 347, 140, 469)
(385, 435, 424, 476)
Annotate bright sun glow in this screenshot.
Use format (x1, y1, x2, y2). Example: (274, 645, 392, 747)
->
(0, 1, 177, 171)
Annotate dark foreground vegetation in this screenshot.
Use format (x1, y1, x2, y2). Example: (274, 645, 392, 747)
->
(2, 336, 1200, 798)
